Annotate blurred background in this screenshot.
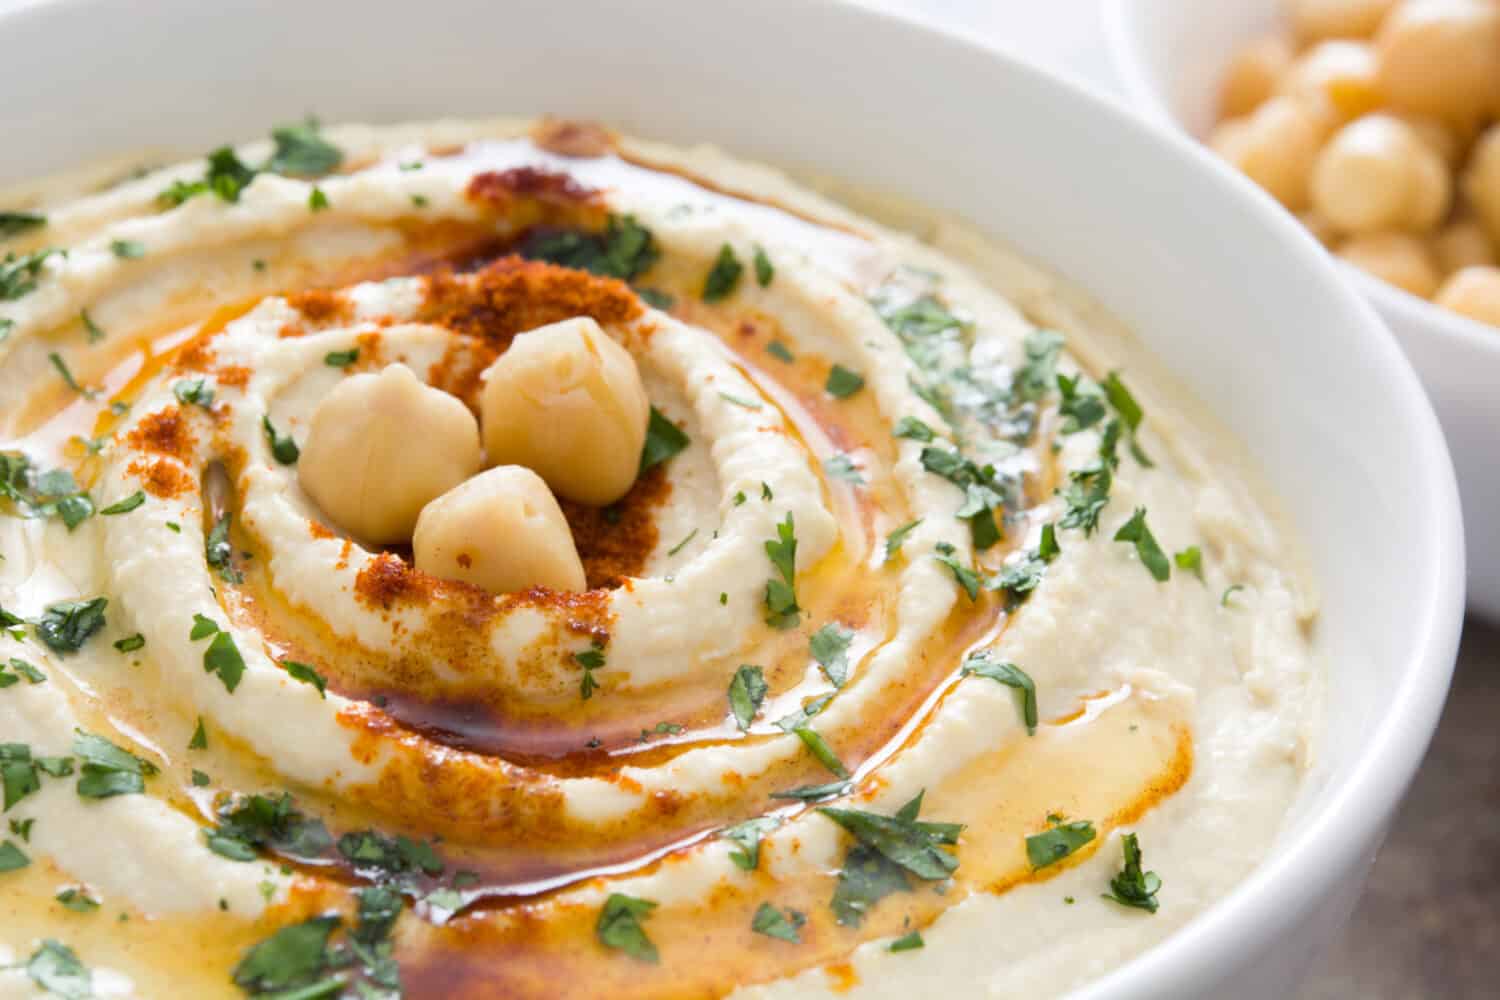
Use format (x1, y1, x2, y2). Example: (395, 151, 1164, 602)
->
(848, 1, 1499, 996)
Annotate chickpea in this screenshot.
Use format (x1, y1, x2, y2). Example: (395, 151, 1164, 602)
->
(1434, 265, 1500, 324)
(1221, 36, 1295, 117)
(480, 316, 649, 507)
(1279, 41, 1382, 122)
(1390, 112, 1463, 166)
(1212, 97, 1332, 209)
(1285, 0, 1399, 44)
(299, 364, 483, 544)
(413, 465, 587, 594)
(1311, 115, 1451, 233)
(1463, 125, 1500, 246)
(1433, 218, 1497, 273)
(1338, 231, 1442, 297)
(1375, 1, 1500, 127)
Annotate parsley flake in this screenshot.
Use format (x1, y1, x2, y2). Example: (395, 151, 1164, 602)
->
(1103, 832, 1162, 913)
(751, 902, 805, 943)
(763, 513, 800, 629)
(728, 664, 768, 731)
(1113, 507, 1170, 581)
(639, 406, 689, 474)
(825, 364, 865, 399)
(1025, 817, 1096, 869)
(702, 244, 743, 302)
(960, 652, 1037, 734)
(597, 893, 658, 963)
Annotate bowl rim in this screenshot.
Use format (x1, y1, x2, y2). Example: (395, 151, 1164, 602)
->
(1100, 0, 1500, 359)
(0, 0, 1468, 995)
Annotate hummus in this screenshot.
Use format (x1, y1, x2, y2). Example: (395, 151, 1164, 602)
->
(0, 118, 1319, 999)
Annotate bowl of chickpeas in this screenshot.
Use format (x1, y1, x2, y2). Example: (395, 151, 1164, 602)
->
(1107, 0, 1500, 619)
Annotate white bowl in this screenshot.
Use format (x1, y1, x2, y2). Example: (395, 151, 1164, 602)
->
(1105, 0, 1500, 621)
(0, 0, 1464, 996)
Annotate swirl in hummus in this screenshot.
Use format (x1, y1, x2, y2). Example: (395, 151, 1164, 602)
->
(0, 118, 1319, 999)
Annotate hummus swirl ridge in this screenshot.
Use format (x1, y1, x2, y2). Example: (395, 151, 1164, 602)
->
(0, 119, 1317, 999)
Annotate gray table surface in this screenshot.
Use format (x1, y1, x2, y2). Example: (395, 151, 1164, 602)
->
(1297, 614, 1500, 999)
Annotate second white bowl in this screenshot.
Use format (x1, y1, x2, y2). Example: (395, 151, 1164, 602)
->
(1105, 0, 1500, 620)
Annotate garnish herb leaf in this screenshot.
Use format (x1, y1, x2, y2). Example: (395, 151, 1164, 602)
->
(753, 245, 774, 287)
(728, 664, 768, 731)
(722, 815, 781, 871)
(262, 416, 299, 465)
(702, 244, 743, 303)
(883, 519, 922, 563)
(818, 793, 962, 881)
(173, 378, 214, 409)
(763, 513, 800, 630)
(596, 893, 659, 963)
(48, 352, 93, 397)
(0, 211, 45, 237)
(265, 121, 345, 176)
(961, 652, 1038, 735)
(825, 364, 865, 399)
(933, 544, 981, 601)
(74, 730, 154, 799)
(35, 598, 108, 654)
(822, 453, 865, 486)
(1012, 330, 1065, 402)
(110, 239, 145, 260)
(1025, 818, 1096, 869)
(189, 717, 208, 750)
(893, 416, 934, 442)
(639, 406, 689, 474)
(100, 491, 144, 515)
(112, 634, 144, 654)
(203, 630, 246, 693)
(205, 512, 242, 584)
(751, 902, 805, 943)
(1, 249, 59, 302)
(1113, 507, 1170, 582)
(324, 348, 358, 367)
(282, 660, 326, 698)
(766, 340, 795, 363)
(519, 214, 658, 281)
(1104, 832, 1161, 913)
(809, 623, 854, 687)
(1174, 546, 1203, 581)
(794, 725, 849, 778)
(26, 940, 92, 999)
(231, 914, 340, 993)
(889, 930, 924, 952)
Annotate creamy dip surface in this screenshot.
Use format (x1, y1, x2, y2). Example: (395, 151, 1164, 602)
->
(0, 118, 1320, 999)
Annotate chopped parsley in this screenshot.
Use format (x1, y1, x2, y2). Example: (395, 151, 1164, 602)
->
(822, 454, 865, 486)
(824, 364, 865, 399)
(35, 598, 108, 654)
(4, 657, 45, 684)
(189, 613, 220, 641)
(933, 542, 981, 601)
(575, 641, 605, 700)
(188, 717, 208, 750)
(206, 792, 332, 863)
(1056, 373, 1108, 433)
(766, 340, 795, 363)
(1104, 832, 1162, 913)
(596, 893, 659, 963)
(307, 186, 329, 212)
(1222, 584, 1245, 607)
(1174, 545, 1204, 581)
(1057, 462, 1112, 536)
(231, 914, 340, 994)
(960, 651, 1037, 735)
(665, 528, 698, 557)
(74, 730, 155, 799)
(774, 692, 834, 734)
(1025, 817, 1096, 869)
(160, 120, 342, 209)
(728, 664, 768, 731)
(112, 634, 144, 654)
(889, 930, 924, 952)
(323, 347, 358, 367)
(0, 839, 29, 871)
(893, 416, 935, 442)
(770, 779, 852, 802)
(762, 513, 800, 630)
(794, 725, 848, 778)
(26, 940, 91, 998)
(809, 622, 854, 687)
(0, 211, 46, 237)
(883, 519, 922, 563)
(717, 391, 759, 409)
(202, 630, 246, 693)
(919, 446, 1009, 550)
(110, 239, 145, 259)
(987, 523, 1061, 605)
(1113, 507, 1170, 582)
(55, 888, 99, 913)
(173, 377, 214, 409)
(824, 791, 961, 927)
(48, 352, 93, 397)
(282, 660, 327, 698)
(639, 406, 690, 474)
(262, 416, 300, 465)
(0, 454, 99, 530)
(722, 815, 781, 871)
(751, 902, 805, 943)
(337, 828, 443, 877)
(519, 214, 658, 282)
(636, 286, 674, 309)
(80, 309, 106, 344)
(753, 245, 774, 287)
(1012, 329, 1065, 403)
(265, 121, 345, 176)
(1, 249, 59, 302)
(100, 491, 144, 515)
(702, 244, 743, 302)
(1102, 371, 1152, 466)
(191, 769, 210, 787)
